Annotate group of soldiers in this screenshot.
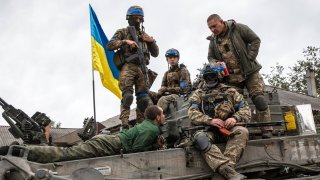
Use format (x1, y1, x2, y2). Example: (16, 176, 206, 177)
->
(106, 5, 273, 180)
(0, 5, 274, 180)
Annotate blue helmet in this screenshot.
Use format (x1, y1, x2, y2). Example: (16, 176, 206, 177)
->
(165, 48, 180, 58)
(126, 5, 144, 18)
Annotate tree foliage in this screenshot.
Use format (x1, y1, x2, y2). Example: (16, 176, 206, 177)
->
(51, 121, 62, 128)
(263, 46, 320, 96)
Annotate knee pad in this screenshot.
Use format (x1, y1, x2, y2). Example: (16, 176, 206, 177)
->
(252, 95, 268, 111)
(137, 95, 152, 112)
(122, 91, 133, 108)
(193, 132, 211, 153)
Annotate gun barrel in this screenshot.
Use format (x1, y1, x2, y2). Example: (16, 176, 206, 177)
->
(236, 121, 284, 127)
(0, 97, 9, 108)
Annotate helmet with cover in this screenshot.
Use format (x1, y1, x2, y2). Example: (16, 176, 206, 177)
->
(165, 48, 180, 58)
(202, 64, 221, 88)
(126, 5, 144, 27)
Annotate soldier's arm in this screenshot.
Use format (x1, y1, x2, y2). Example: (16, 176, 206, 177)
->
(188, 90, 212, 126)
(237, 23, 261, 61)
(143, 32, 159, 57)
(177, 67, 192, 93)
(158, 72, 168, 94)
(147, 39, 159, 57)
(207, 40, 220, 64)
(227, 88, 251, 123)
(107, 29, 126, 50)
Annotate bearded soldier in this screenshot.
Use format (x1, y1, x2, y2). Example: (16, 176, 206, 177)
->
(188, 64, 250, 180)
(206, 14, 273, 138)
(157, 48, 192, 115)
(107, 6, 159, 128)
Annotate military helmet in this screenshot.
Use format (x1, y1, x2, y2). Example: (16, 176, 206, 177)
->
(202, 64, 221, 88)
(165, 48, 180, 58)
(126, 5, 144, 19)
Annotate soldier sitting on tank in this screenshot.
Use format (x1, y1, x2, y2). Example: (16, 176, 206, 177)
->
(157, 48, 192, 115)
(0, 105, 166, 163)
(107, 5, 159, 128)
(188, 64, 250, 180)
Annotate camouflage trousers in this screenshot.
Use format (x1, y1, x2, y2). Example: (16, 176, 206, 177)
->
(228, 71, 272, 131)
(157, 94, 178, 115)
(202, 126, 249, 171)
(119, 63, 152, 125)
(27, 134, 122, 163)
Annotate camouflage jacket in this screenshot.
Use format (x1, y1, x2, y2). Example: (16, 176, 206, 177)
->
(107, 27, 159, 65)
(207, 20, 262, 77)
(158, 64, 192, 94)
(188, 83, 251, 126)
(118, 119, 161, 153)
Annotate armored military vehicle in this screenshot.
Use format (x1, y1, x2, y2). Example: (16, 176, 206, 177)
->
(1, 88, 320, 180)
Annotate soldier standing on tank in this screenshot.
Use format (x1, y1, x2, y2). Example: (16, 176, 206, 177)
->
(107, 6, 159, 128)
(206, 14, 273, 138)
(188, 64, 250, 180)
(157, 48, 192, 115)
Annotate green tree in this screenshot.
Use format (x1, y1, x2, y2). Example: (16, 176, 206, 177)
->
(287, 46, 320, 95)
(51, 121, 62, 128)
(262, 62, 289, 90)
(263, 46, 320, 96)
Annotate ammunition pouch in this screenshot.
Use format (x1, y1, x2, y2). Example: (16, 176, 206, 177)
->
(113, 48, 125, 70)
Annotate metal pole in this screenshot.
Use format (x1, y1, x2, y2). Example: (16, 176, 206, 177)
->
(92, 70, 97, 135)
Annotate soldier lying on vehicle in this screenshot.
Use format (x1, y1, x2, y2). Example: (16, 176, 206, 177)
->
(0, 105, 166, 163)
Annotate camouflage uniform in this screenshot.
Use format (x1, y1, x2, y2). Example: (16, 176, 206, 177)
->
(107, 27, 159, 126)
(207, 20, 272, 132)
(26, 119, 161, 163)
(188, 83, 250, 171)
(157, 64, 192, 114)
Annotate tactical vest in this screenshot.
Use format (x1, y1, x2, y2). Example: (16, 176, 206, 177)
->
(201, 89, 235, 120)
(165, 65, 184, 88)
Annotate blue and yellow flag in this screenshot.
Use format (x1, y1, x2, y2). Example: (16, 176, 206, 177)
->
(90, 5, 121, 99)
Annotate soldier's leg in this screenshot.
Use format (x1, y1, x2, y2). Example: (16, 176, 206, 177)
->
(157, 94, 178, 115)
(135, 66, 152, 122)
(223, 126, 249, 168)
(245, 72, 273, 138)
(27, 135, 122, 163)
(119, 64, 136, 128)
(193, 131, 245, 179)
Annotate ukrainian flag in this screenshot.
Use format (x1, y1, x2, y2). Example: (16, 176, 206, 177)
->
(90, 5, 121, 99)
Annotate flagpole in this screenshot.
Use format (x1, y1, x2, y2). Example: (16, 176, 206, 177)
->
(92, 69, 97, 134)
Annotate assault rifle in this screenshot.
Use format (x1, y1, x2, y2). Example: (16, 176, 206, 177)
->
(127, 26, 149, 88)
(0, 97, 51, 144)
(77, 117, 96, 141)
(182, 121, 284, 136)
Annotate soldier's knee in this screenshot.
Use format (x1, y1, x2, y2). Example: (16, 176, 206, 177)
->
(122, 90, 134, 108)
(136, 92, 152, 112)
(193, 132, 211, 153)
(233, 126, 249, 139)
(252, 95, 268, 111)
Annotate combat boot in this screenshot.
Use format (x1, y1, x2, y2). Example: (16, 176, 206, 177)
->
(218, 165, 246, 180)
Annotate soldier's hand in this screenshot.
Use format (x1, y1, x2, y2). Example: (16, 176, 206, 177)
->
(225, 117, 237, 129)
(157, 135, 167, 150)
(125, 40, 138, 49)
(209, 118, 225, 129)
(142, 33, 155, 43)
